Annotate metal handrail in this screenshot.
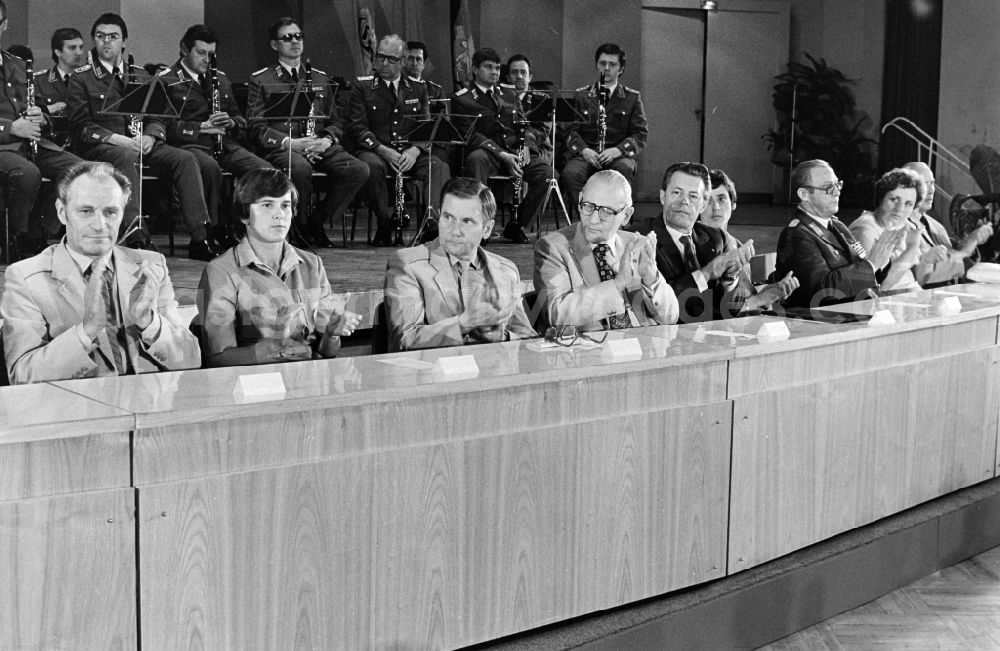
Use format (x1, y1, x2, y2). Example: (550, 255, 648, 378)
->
(881, 117, 971, 204)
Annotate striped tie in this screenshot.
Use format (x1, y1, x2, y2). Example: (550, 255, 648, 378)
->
(593, 243, 632, 329)
(90, 263, 128, 375)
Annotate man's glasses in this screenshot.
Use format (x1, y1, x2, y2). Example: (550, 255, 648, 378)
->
(276, 32, 304, 42)
(95, 32, 122, 42)
(578, 201, 628, 222)
(544, 325, 608, 347)
(802, 180, 844, 196)
(375, 53, 402, 64)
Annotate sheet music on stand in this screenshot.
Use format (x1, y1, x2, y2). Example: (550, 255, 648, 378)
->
(101, 77, 187, 250)
(401, 112, 479, 246)
(522, 89, 584, 228)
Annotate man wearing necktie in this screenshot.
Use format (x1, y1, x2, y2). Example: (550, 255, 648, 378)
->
(534, 170, 678, 331)
(347, 34, 450, 247)
(776, 159, 899, 308)
(384, 176, 535, 351)
(1, 161, 200, 383)
(646, 162, 760, 322)
(162, 24, 272, 253)
(902, 161, 993, 287)
(34, 28, 86, 152)
(449, 48, 554, 244)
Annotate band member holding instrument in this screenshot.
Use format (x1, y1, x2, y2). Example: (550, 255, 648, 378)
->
(246, 17, 368, 249)
(34, 28, 86, 149)
(163, 24, 271, 251)
(0, 3, 81, 261)
(560, 43, 647, 216)
(347, 34, 450, 247)
(67, 13, 218, 260)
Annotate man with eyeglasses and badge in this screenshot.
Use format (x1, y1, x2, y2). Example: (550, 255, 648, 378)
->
(347, 34, 450, 246)
(776, 159, 901, 308)
(247, 17, 369, 249)
(67, 13, 219, 260)
(534, 170, 677, 331)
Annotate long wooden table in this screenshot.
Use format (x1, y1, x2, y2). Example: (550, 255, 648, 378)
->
(4, 284, 1000, 649)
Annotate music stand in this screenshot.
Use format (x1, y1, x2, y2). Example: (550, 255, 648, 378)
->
(402, 112, 479, 246)
(102, 77, 185, 249)
(524, 90, 585, 230)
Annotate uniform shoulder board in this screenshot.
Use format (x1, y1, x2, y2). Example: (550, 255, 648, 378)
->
(623, 85, 640, 95)
(499, 82, 515, 89)
(788, 219, 800, 228)
(455, 88, 469, 96)
(5, 50, 23, 62)
(407, 75, 424, 83)
(575, 84, 590, 92)
(357, 75, 374, 81)
(251, 67, 268, 76)
(33, 68, 48, 77)
(75, 64, 93, 74)
(156, 68, 171, 76)
(426, 79, 441, 88)
(217, 70, 228, 76)
(311, 66, 327, 76)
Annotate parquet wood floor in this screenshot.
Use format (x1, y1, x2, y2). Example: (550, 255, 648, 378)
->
(758, 546, 1000, 650)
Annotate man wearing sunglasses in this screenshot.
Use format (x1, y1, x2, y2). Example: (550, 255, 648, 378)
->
(534, 170, 677, 331)
(347, 34, 450, 246)
(246, 17, 368, 249)
(776, 159, 899, 308)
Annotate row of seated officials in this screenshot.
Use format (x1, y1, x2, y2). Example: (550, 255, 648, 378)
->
(2, 8, 647, 262)
(1, 153, 991, 385)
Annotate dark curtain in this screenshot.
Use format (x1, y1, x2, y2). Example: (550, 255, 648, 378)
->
(878, 0, 942, 173)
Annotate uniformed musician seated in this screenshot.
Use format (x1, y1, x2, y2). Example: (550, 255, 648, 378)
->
(194, 168, 362, 366)
(1, 162, 200, 384)
(775, 159, 902, 308)
(347, 34, 450, 247)
(384, 177, 536, 351)
(534, 170, 678, 330)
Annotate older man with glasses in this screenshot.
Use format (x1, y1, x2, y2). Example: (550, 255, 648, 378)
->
(776, 158, 900, 308)
(534, 169, 677, 331)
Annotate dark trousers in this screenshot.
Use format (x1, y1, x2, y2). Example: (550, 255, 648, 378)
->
(184, 141, 272, 224)
(559, 155, 637, 216)
(465, 148, 554, 225)
(357, 150, 451, 228)
(0, 146, 81, 234)
(84, 141, 212, 240)
(263, 145, 368, 227)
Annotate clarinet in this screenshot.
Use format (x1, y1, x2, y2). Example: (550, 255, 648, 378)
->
(208, 52, 224, 159)
(596, 71, 610, 155)
(511, 120, 528, 221)
(303, 58, 317, 138)
(24, 58, 37, 159)
(391, 145, 409, 246)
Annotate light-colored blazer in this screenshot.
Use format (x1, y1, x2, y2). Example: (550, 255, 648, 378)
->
(384, 239, 536, 352)
(1, 244, 201, 383)
(533, 223, 678, 331)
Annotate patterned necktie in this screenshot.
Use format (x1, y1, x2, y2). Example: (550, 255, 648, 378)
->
(593, 243, 632, 329)
(679, 234, 700, 273)
(89, 263, 128, 375)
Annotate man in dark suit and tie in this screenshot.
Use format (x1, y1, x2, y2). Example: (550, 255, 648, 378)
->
(776, 159, 899, 308)
(646, 162, 758, 322)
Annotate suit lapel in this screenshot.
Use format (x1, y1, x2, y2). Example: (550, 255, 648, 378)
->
(427, 242, 462, 315)
(571, 225, 603, 287)
(51, 245, 86, 320)
(652, 218, 687, 278)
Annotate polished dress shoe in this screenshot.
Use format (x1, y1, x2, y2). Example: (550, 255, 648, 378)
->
(503, 222, 530, 244)
(188, 238, 220, 261)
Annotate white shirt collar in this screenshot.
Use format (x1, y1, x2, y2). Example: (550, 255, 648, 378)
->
(475, 82, 495, 95)
(98, 59, 125, 77)
(180, 61, 201, 81)
(588, 232, 620, 257)
(662, 221, 695, 251)
(278, 61, 300, 78)
(799, 204, 833, 229)
(64, 241, 113, 276)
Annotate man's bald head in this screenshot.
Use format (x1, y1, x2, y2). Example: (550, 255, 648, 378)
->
(903, 161, 935, 214)
(582, 170, 632, 206)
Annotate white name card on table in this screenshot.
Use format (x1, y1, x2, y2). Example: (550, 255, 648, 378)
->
(233, 372, 287, 403)
(602, 337, 643, 360)
(869, 309, 896, 326)
(434, 355, 479, 377)
(935, 295, 962, 315)
(756, 321, 791, 343)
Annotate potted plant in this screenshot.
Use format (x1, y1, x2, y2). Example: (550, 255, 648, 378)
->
(763, 53, 877, 206)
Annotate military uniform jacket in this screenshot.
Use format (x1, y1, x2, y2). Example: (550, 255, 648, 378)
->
(347, 75, 429, 152)
(246, 62, 342, 152)
(775, 208, 878, 308)
(66, 62, 166, 150)
(0, 51, 63, 152)
(34, 67, 71, 108)
(565, 82, 647, 158)
(517, 90, 554, 165)
(160, 60, 247, 149)
(449, 82, 523, 159)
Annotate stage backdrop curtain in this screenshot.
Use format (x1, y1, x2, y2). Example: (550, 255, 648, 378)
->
(878, 0, 942, 172)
